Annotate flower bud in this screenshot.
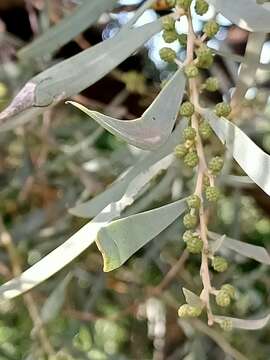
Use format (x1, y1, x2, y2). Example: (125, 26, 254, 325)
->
(209, 156, 224, 175)
(205, 186, 220, 202)
(174, 144, 188, 158)
(212, 256, 228, 272)
(184, 64, 199, 78)
(178, 304, 202, 317)
(195, 0, 209, 15)
(216, 290, 231, 307)
(163, 30, 178, 43)
(187, 194, 201, 209)
(215, 102, 231, 117)
(159, 47, 177, 63)
(183, 213, 198, 229)
(162, 16, 176, 31)
(180, 101, 195, 117)
(184, 151, 199, 168)
(203, 20, 220, 38)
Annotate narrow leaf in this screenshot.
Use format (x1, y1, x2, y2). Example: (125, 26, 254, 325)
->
(0, 19, 162, 129)
(41, 273, 73, 323)
(231, 32, 266, 105)
(209, 232, 270, 265)
(182, 288, 204, 309)
(210, 234, 226, 254)
(68, 70, 185, 150)
(214, 314, 270, 330)
(0, 156, 174, 299)
(18, 0, 118, 60)
(207, 0, 270, 31)
(69, 120, 187, 218)
(205, 110, 270, 196)
(96, 198, 187, 272)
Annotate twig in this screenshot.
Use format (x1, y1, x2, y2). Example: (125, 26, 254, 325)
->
(0, 218, 54, 357)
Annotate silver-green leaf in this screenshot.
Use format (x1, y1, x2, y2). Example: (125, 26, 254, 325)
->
(205, 110, 270, 196)
(182, 288, 204, 309)
(214, 314, 270, 330)
(96, 198, 187, 272)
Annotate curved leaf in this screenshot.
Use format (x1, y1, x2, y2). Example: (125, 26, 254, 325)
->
(69, 120, 187, 218)
(0, 156, 174, 299)
(18, 0, 118, 60)
(214, 314, 270, 330)
(0, 19, 162, 129)
(207, 0, 270, 31)
(205, 110, 270, 197)
(209, 232, 270, 265)
(96, 198, 187, 272)
(68, 69, 186, 150)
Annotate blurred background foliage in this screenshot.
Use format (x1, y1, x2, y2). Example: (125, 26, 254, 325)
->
(0, 0, 269, 359)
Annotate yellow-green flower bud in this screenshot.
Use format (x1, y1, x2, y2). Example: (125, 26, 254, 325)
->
(178, 33, 188, 46)
(184, 64, 199, 78)
(178, 304, 202, 317)
(199, 120, 213, 140)
(204, 77, 219, 92)
(163, 30, 178, 43)
(183, 213, 198, 229)
(184, 151, 199, 168)
(180, 101, 195, 117)
(186, 236, 203, 254)
(176, 0, 192, 11)
(162, 16, 176, 31)
(187, 194, 201, 209)
(183, 230, 194, 242)
(196, 45, 214, 69)
(203, 20, 220, 38)
(183, 126, 196, 141)
(159, 47, 177, 63)
(215, 102, 231, 117)
(209, 156, 224, 175)
(216, 290, 231, 307)
(221, 284, 236, 299)
(174, 144, 188, 158)
(212, 256, 228, 272)
(205, 186, 220, 202)
(195, 0, 209, 15)
(219, 319, 233, 331)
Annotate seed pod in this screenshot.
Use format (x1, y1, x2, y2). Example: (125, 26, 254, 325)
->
(159, 47, 177, 63)
(187, 194, 201, 209)
(174, 144, 188, 158)
(205, 186, 220, 202)
(216, 290, 231, 307)
(186, 236, 203, 254)
(184, 151, 199, 168)
(221, 284, 236, 299)
(203, 20, 220, 38)
(180, 101, 195, 117)
(209, 156, 224, 174)
(215, 102, 231, 117)
(178, 33, 188, 46)
(195, 0, 209, 15)
(178, 304, 202, 317)
(204, 77, 219, 92)
(199, 120, 213, 140)
(219, 319, 233, 331)
(212, 256, 228, 272)
(184, 64, 199, 78)
(183, 213, 198, 229)
(163, 30, 178, 43)
(162, 15, 176, 31)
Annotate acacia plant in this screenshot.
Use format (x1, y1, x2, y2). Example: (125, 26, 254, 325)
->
(0, 0, 270, 336)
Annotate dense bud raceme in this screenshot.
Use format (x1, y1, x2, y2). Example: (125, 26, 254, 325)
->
(183, 213, 198, 229)
(184, 151, 199, 168)
(220, 319, 233, 331)
(162, 16, 176, 31)
(174, 144, 188, 158)
(199, 121, 213, 140)
(221, 284, 236, 299)
(212, 256, 228, 272)
(186, 236, 203, 254)
(204, 77, 219, 92)
(187, 194, 201, 209)
(216, 290, 231, 307)
(203, 20, 220, 38)
(205, 186, 220, 202)
(180, 101, 195, 117)
(215, 102, 232, 117)
(184, 64, 199, 78)
(195, 0, 209, 15)
(163, 30, 178, 43)
(183, 126, 197, 141)
(159, 47, 177, 63)
(176, 0, 192, 11)
(178, 304, 202, 317)
(209, 156, 224, 174)
(178, 33, 188, 46)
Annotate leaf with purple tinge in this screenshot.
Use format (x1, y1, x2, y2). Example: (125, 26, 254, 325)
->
(214, 314, 270, 330)
(67, 69, 186, 150)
